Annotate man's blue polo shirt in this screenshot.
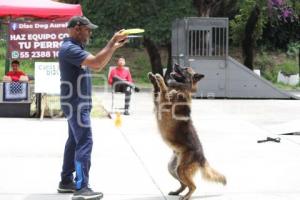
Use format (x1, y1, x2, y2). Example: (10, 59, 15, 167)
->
(59, 37, 92, 114)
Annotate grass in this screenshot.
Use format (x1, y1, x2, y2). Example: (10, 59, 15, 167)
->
(230, 47, 300, 90)
(274, 82, 300, 90)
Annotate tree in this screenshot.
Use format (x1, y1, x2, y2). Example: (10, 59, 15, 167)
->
(231, 0, 299, 69)
(58, 0, 196, 76)
(193, 0, 239, 18)
(242, 5, 260, 69)
(263, 0, 300, 49)
(230, 0, 268, 69)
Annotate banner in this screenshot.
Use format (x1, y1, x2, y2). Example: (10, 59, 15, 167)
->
(34, 62, 60, 94)
(8, 21, 69, 59)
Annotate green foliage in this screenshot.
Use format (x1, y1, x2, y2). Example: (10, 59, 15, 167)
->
(287, 42, 300, 58)
(262, 0, 299, 50)
(230, 0, 268, 46)
(0, 40, 6, 60)
(19, 60, 35, 76)
(254, 51, 277, 82)
(81, 0, 196, 47)
(274, 81, 300, 90)
(263, 68, 278, 83)
(254, 50, 298, 83)
(277, 60, 298, 76)
(89, 47, 151, 85)
(0, 40, 7, 77)
(293, 1, 300, 15)
(132, 55, 151, 83)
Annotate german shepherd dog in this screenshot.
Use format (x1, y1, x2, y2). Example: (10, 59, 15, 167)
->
(148, 64, 226, 200)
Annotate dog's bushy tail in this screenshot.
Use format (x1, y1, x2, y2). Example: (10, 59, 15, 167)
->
(200, 161, 227, 185)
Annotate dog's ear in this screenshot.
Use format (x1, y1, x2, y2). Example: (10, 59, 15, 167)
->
(193, 73, 204, 82)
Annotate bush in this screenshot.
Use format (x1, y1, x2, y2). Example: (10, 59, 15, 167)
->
(262, 0, 300, 50)
(0, 40, 6, 60)
(287, 41, 300, 58)
(264, 68, 278, 83)
(254, 51, 299, 83)
(132, 55, 151, 83)
(254, 51, 277, 82)
(277, 60, 298, 76)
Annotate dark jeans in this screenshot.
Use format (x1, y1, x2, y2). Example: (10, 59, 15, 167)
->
(61, 108, 93, 189)
(112, 76, 133, 110)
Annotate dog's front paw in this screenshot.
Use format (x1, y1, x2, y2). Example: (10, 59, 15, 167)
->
(148, 72, 157, 85)
(148, 72, 155, 80)
(155, 73, 164, 83)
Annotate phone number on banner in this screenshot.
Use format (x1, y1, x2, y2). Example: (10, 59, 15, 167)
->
(12, 51, 59, 59)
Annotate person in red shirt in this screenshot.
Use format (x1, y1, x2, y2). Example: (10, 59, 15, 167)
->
(108, 57, 139, 115)
(3, 60, 28, 82)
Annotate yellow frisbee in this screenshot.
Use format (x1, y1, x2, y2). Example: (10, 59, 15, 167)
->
(122, 28, 145, 35)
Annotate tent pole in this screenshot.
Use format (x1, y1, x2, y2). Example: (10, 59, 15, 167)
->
(4, 19, 10, 74)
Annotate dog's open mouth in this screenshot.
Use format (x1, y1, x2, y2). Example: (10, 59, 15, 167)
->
(170, 72, 185, 82)
(170, 64, 185, 83)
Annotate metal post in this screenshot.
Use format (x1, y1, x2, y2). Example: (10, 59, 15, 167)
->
(5, 19, 10, 74)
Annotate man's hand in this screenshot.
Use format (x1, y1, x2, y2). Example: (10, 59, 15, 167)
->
(111, 29, 128, 49)
(82, 29, 128, 71)
(19, 75, 29, 82)
(2, 76, 12, 82)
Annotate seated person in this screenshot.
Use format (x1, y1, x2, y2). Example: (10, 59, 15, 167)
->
(3, 60, 28, 82)
(108, 57, 139, 115)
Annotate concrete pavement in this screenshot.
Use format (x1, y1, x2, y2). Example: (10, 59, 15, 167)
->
(1, 92, 300, 200)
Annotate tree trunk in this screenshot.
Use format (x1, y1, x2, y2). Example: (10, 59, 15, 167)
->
(193, 0, 213, 16)
(143, 37, 163, 75)
(164, 42, 172, 82)
(193, 0, 238, 18)
(242, 5, 260, 70)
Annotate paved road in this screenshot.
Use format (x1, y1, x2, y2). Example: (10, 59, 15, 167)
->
(1, 92, 300, 200)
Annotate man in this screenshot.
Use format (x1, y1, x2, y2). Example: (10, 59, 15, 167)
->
(57, 16, 127, 200)
(3, 60, 28, 82)
(108, 57, 139, 115)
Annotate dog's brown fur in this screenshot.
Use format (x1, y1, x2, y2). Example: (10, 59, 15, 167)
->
(148, 65, 226, 200)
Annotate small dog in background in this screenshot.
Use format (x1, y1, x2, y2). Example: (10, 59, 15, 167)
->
(148, 64, 226, 200)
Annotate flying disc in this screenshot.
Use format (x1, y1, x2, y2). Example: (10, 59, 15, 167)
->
(122, 28, 145, 35)
(127, 35, 143, 38)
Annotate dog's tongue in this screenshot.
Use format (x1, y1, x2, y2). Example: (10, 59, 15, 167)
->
(171, 71, 181, 77)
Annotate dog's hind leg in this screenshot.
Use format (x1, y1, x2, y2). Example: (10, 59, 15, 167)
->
(168, 153, 187, 196)
(168, 153, 178, 178)
(177, 162, 198, 200)
(169, 182, 186, 196)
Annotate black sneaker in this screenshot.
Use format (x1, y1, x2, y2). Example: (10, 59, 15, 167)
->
(123, 110, 130, 115)
(72, 187, 103, 200)
(134, 86, 140, 92)
(57, 181, 76, 193)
